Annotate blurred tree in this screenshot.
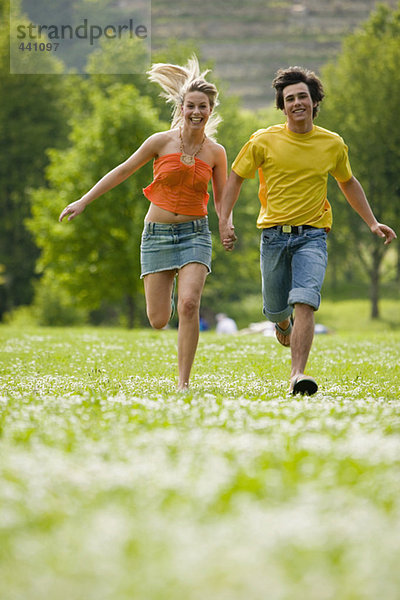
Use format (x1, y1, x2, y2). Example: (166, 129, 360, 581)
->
(320, 2, 400, 318)
(28, 82, 166, 327)
(0, 0, 68, 318)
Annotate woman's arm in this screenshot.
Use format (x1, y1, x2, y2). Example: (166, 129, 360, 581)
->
(59, 133, 163, 222)
(211, 144, 228, 218)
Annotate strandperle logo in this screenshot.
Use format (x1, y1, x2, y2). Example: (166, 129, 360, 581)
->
(16, 18, 148, 46)
(10, 0, 151, 74)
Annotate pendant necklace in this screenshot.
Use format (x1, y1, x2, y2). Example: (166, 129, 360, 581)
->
(179, 128, 206, 166)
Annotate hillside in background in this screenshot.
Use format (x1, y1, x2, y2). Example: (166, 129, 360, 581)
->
(151, 0, 399, 108)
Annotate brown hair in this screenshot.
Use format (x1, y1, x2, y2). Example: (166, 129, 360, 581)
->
(272, 66, 325, 118)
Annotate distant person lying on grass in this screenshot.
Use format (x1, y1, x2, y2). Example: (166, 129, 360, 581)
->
(219, 66, 397, 396)
(59, 55, 229, 390)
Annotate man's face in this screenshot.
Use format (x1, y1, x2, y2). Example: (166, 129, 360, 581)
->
(282, 82, 316, 132)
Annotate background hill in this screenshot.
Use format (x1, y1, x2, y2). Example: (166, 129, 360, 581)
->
(151, 0, 399, 108)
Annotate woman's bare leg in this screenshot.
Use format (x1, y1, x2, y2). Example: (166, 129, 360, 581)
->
(143, 270, 176, 329)
(176, 263, 208, 389)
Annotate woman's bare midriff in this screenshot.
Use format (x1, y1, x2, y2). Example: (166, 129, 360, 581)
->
(145, 204, 204, 224)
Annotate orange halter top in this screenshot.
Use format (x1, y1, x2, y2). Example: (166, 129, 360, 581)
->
(143, 153, 213, 216)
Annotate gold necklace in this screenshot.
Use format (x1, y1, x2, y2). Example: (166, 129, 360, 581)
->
(179, 128, 206, 166)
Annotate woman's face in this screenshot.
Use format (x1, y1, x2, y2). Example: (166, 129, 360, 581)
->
(181, 91, 212, 130)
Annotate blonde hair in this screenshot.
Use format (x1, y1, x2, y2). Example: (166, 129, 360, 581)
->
(147, 55, 221, 139)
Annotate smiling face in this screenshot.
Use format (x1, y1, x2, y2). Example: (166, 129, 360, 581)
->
(282, 82, 317, 133)
(181, 91, 212, 130)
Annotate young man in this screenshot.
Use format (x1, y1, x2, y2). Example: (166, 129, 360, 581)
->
(219, 66, 396, 396)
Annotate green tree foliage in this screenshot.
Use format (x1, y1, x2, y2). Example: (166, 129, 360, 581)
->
(320, 2, 400, 317)
(0, 0, 68, 317)
(28, 82, 166, 327)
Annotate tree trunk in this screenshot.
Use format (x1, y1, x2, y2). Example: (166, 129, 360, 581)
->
(126, 294, 135, 329)
(397, 244, 400, 284)
(370, 246, 382, 319)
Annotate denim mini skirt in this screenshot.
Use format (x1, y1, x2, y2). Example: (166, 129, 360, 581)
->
(140, 217, 212, 278)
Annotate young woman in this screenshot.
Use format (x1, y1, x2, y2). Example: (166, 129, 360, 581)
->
(59, 56, 228, 390)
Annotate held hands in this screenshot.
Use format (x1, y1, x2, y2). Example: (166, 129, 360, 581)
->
(370, 222, 397, 245)
(59, 199, 86, 222)
(219, 219, 237, 252)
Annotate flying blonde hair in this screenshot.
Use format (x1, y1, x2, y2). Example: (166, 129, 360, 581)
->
(147, 55, 221, 140)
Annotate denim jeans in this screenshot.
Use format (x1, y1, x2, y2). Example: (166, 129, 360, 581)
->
(260, 227, 328, 323)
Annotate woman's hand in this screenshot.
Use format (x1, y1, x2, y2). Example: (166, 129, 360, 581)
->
(59, 199, 86, 222)
(219, 219, 237, 251)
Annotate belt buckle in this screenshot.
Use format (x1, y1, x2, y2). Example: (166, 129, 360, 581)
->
(282, 225, 292, 233)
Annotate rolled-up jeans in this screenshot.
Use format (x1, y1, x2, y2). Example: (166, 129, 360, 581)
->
(260, 227, 328, 323)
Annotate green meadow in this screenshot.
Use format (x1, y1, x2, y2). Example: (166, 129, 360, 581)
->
(1, 300, 400, 599)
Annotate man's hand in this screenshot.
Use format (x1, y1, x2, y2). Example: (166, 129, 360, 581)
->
(371, 222, 397, 245)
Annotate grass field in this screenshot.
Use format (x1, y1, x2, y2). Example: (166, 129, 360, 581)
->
(1, 319, 400, 599)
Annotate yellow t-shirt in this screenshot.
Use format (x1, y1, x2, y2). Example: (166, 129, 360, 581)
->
(232, 123, 353, 230)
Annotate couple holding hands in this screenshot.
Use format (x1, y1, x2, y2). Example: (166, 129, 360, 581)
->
(59, 56, 396, 394)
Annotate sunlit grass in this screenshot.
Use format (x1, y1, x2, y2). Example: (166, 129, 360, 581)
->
(226, 296, 400, 331)
(1, 325, 400, 599)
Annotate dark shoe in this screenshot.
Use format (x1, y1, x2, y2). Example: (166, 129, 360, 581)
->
(291, 375, 318, 396)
